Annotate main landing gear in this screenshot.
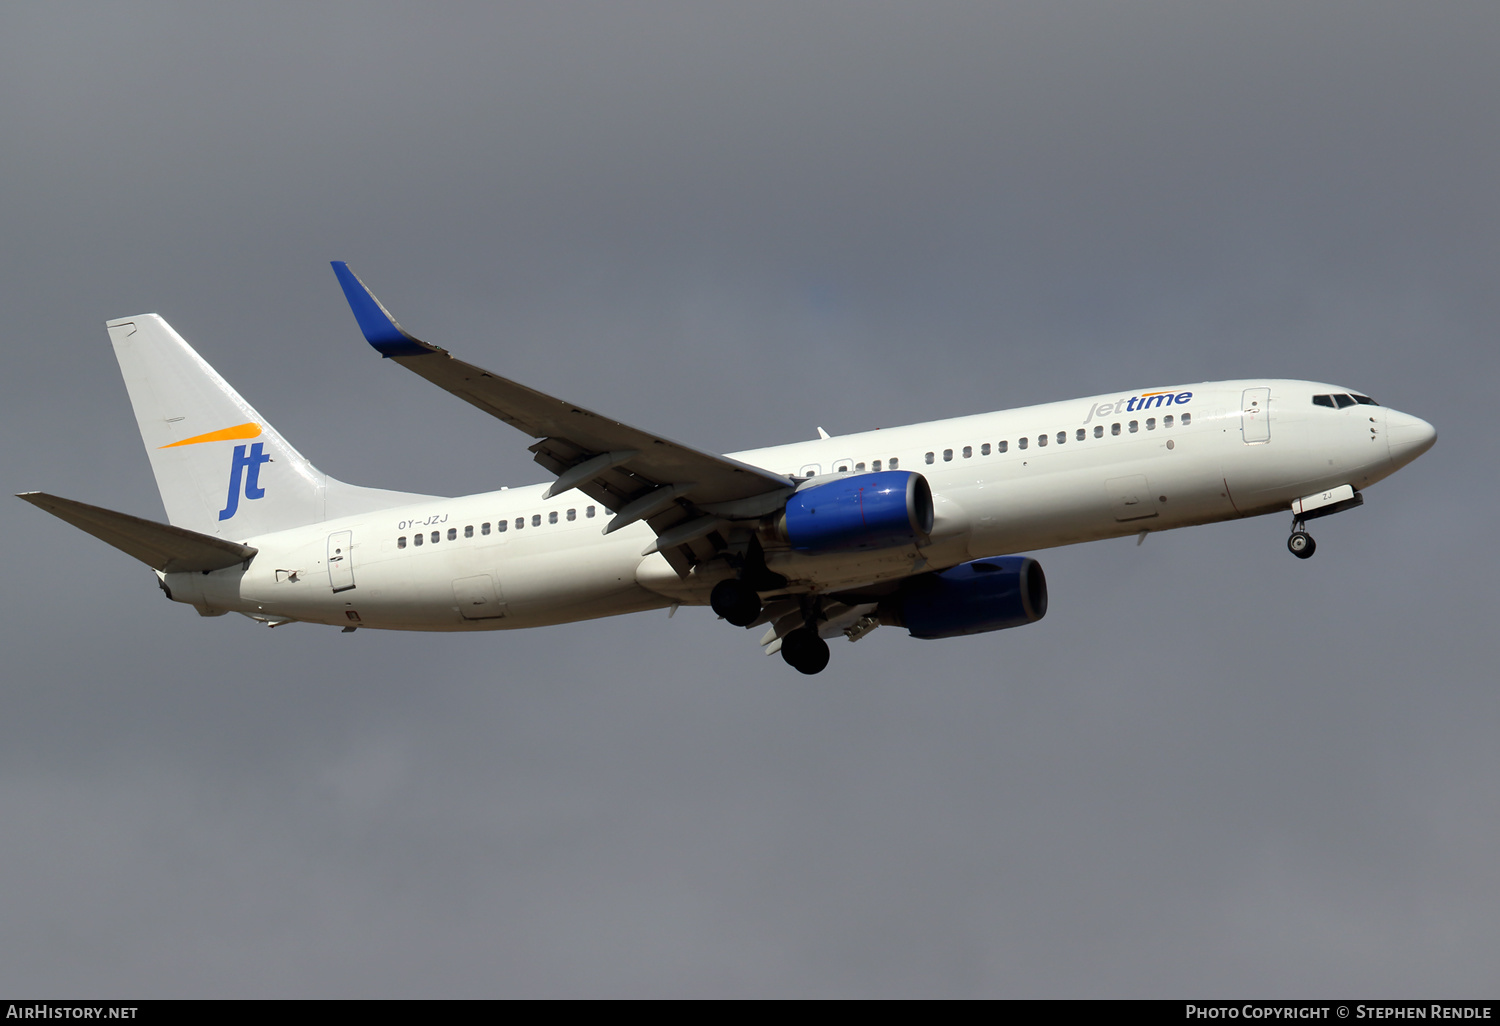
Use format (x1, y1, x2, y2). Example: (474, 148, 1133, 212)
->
(711, 559, 830, 674)
(780, 626, 831, 675)
(711, 538, 786, 628)
(1287, 521, 1317, 559)
(710, 578, 762, 627)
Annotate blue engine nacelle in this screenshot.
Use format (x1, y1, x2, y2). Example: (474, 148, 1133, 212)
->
(882, 556, 1048, 639)
(780, 471, 934, 554)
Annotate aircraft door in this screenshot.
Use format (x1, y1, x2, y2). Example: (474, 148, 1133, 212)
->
(453, 573, 507, 620)
(327, 530, 355, 592)
(1241, 387, 1271, 444)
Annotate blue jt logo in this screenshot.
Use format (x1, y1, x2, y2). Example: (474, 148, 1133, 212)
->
(219, 442, 270, 521)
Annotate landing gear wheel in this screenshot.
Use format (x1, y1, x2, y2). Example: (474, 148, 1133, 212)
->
(710, 579, 762, 627)
(780, 627, 831, 675)
(1287, 531, 1316, 559)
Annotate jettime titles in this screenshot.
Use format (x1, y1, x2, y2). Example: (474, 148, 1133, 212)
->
(1083, 390, 1194, 424)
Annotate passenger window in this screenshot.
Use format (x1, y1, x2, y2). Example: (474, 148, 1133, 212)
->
(836, 463, 849, 473)
(1181, 413, 1191, 426)
(532, 514, 541, 527)
(1094, 425, 1103, 438)
(397, 536, 406, 549)
(980, 443, 990, 456)
(464, 525, 473, 538)
(447, 527, 457, 540)
(1018, 437, 1028, 450)
(1164, 415, 1174, 428)
(1313, 394, 1336, 408)
(889, 457, 899, 470)
(1129, 421, 1139, 433)
(872, 459, 882, 472)
(431, 531, 440, 544)
(962, 446, 972, 459)
(1334, 394, 1356, 409)
(1038, 434, 1048, 447)
(998, 441, 1008, 453)
(855, 462, 865, 471)
(1146, 418, 1156, 430)
(1112, 423, 1121, 436)
(549, 511, 558, 524)
(1056, 431, 1065, 445)
(587, 506, 596, 518)
(925, 452, 935, 464)
(1076, 428, 1085, 441)
(497, 520, 507, 533)
(942, 449, 952, 462)
(413, 534, 423, 547)
(481, 523, 491, 536)
(515, 518, 524, 530)
(567, 508, 576, 521)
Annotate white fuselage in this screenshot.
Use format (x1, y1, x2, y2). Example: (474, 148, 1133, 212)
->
(162, 379, 1432, 631)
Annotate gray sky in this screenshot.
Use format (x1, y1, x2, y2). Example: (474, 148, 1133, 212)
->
(1, 1, 1496, 997)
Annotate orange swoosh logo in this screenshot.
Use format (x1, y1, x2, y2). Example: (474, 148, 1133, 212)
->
(158, 422, 262, 449)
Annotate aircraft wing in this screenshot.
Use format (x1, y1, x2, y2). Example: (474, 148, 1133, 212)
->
(17, 492, 258, 573)
(332, 263, 795, 576)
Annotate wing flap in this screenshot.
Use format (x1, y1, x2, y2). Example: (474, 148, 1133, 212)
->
(17, 492, 257, 573)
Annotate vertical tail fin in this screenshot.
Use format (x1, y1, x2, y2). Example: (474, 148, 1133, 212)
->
(108, 315, 436, 538)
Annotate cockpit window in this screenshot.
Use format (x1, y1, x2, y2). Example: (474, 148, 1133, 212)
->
(1316, 392, 1380, 408)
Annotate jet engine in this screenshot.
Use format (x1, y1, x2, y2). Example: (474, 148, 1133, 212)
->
(880, 556, 1047, 639)
(774, 470, 933, 554)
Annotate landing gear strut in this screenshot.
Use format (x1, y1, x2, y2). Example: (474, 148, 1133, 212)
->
(1287, 520, 1316, 559)
(781, 626, 830, 675)
(710, 578, 762, 627)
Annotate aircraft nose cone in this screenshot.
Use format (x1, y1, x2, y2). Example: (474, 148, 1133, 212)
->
(1386, 410, 1437, 467)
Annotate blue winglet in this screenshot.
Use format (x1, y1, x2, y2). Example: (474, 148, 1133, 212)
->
(331, 261, 435, 358)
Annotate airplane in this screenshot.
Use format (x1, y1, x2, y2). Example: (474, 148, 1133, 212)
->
(18, 263, 1438, 674)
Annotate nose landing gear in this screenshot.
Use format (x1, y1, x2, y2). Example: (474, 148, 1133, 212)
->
(1287, 528, 1316, 559)
(1285, 487, 1364, 560)
(1287, 513, 1317, 559)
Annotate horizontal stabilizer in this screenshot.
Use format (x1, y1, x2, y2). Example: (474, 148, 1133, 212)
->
(16, 492, 257, 573)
